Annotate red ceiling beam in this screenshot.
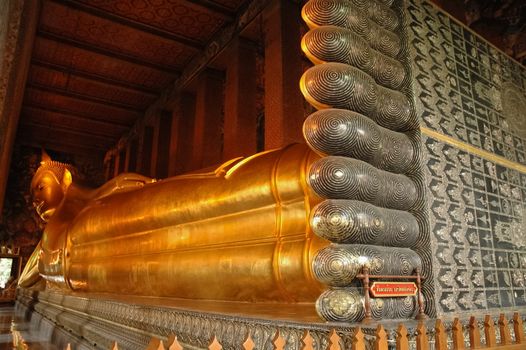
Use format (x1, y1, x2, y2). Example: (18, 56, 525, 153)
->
(22, 106, 128, 138)
(24, 87, 141, 125)
(23, 103, 132, 128)
(37, 30, 177, 74)
(27, 82, 145, 112)
(31, 59, 159, 96)
(185, 0, 236, 16)
(17, 137, 107, 157)
(19, 121, 116, 145)
(52, 0, 204, 49)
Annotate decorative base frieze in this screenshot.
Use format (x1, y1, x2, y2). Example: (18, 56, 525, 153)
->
(15, 288, 418, 350)
(15, 288, 526, 349)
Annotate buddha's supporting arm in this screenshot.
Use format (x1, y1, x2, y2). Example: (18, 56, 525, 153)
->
(18, 240, 42, 288)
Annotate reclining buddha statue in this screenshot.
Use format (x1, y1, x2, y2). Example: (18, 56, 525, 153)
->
(19, 0, 427, 322)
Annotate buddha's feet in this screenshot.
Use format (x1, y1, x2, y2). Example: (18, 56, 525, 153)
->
(301, 0, 427, 322)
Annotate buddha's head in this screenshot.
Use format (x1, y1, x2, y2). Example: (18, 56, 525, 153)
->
(31, 151, 75, 222)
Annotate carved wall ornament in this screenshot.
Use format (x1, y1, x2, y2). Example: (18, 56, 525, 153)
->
(501, 82, 526, 137)
(410, 0, 526, 315)
(493, 216, 526, 249)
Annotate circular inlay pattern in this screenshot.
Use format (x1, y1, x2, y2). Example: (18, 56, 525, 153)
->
(315, 288, 417, 322)
(312, 244, 422, 285)
(302, 0, 400, 57)
(301, 63, 416, 131)
(315, 288, 365, 322)
(302, 27, 406, 90)
(310, 199, 419, 246)
(308, 156, 418, 210)
(303, 109, 415, 173)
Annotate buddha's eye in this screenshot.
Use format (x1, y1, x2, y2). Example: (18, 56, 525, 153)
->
(37, 184, 45, 191)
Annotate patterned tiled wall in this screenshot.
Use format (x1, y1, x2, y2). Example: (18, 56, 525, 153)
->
(406, 0, 526, 315)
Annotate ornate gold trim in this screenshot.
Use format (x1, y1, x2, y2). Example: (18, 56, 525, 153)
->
(421, 127, 526, 174)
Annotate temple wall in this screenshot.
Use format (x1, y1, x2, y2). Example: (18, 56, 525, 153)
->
(0, 0, 38, 217)
(0, 1, 10, 60)
(407, 0, 526, 316)
(0, 0, 24, 217)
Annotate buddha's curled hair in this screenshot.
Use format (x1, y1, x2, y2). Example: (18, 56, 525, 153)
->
(33, 150, 80, 185)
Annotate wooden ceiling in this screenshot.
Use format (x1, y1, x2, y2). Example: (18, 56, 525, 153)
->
(17, 0, 524, 158)
(17, 0, 248, 157)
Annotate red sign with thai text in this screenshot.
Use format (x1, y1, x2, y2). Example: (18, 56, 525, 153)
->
(370, 282, 418, 297)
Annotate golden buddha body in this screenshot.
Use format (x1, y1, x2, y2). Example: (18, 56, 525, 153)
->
(20, 0, 428, 323)
(22, 145, 327, 302)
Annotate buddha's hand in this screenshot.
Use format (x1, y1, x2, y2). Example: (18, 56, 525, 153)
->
(300, 0, 425, 322)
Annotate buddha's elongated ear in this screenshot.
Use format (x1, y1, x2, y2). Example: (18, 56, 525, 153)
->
(41, 149, 51, 164)
(62, 169, 72, 192)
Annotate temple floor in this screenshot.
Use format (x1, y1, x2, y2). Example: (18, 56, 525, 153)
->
(0, 304, 62, 350)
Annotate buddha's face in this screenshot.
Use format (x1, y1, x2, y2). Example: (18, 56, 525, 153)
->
(31, 170, 64, 222)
